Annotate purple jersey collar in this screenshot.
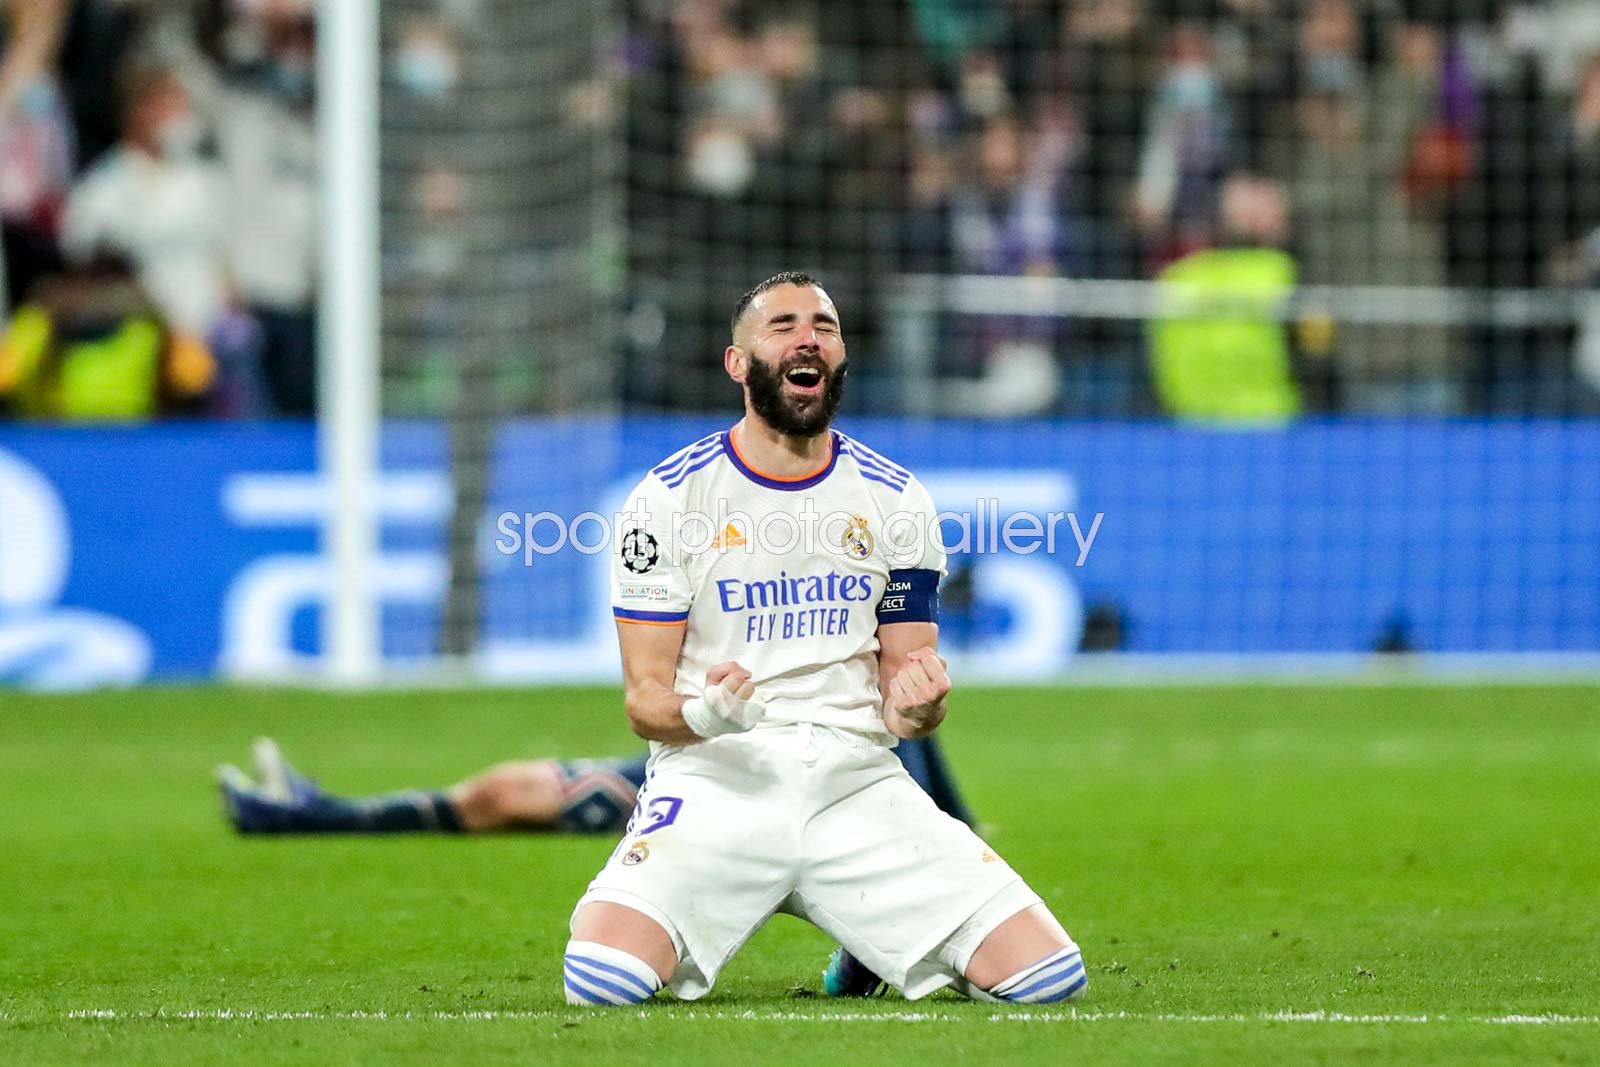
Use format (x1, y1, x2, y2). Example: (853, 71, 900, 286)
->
(725, 426, 840, 491)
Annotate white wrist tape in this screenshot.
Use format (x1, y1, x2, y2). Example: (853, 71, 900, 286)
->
(681, 683, 766, 739)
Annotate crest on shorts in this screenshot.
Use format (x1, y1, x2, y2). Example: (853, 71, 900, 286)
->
(621, 528, 660, 574)
(839, 514, 874, 560)
(622, 839, 650, 866)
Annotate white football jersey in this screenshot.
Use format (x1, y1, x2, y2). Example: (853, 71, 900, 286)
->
(612, 426, 946, 742)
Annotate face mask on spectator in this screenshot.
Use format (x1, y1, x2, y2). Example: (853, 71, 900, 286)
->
(1305, 54, 1359, 97)
(1163, 64, 1218, 110)
(269, 59, 315, 106)
(19, 80, 61, 120)
(157, 114, 204, 160)
(959, 63, 1009, 118)
(686, 128, 754, 197)
(393, 45, 458, 98)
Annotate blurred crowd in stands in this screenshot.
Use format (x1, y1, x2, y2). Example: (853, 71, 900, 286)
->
(2, 0, 1599, 419)
(622, 0, 1600, 415)
(0, 0, 315, 419)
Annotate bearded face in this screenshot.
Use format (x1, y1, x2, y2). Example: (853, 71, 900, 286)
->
(730, 281, 849, 436)
(744, 350, 848, 436)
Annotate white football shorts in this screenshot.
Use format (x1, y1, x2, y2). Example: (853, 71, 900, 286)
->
(570, 722, 1049, 1000)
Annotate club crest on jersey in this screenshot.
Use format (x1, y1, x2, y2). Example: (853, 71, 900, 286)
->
(840, 515, 874, 560)
(621, 528, 660, 574)
(622, 839, 650, 866)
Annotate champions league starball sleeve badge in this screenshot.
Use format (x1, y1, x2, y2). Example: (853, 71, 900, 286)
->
(620, 527, 661, 575)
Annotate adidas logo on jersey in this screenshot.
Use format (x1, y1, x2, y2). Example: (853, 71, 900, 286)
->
(712, 522, 747, 550)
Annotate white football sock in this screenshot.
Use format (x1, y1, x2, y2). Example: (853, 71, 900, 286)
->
(563, 940, 663, 1007)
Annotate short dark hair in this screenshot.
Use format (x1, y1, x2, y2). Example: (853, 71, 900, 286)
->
(730, 271, 823, 338)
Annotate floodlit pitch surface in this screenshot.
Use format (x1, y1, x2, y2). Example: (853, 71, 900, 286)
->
(3, 684, 1596, 1064)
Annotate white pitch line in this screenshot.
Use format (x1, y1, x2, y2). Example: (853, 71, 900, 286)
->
(28, 1009, 1600, 1027)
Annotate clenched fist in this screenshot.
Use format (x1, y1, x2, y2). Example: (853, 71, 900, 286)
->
(680, 661, 767, 739)
(884, 647, 950, 736)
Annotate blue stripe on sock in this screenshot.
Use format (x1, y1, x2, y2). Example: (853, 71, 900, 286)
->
(567, 954, 656, 998)
(564, 966, 638, 1006)
(1021, 969, 1090, 1004)
(1053, 971, 1089, 1001)
(565, 963, 644, 1005)
(563, 974, 616, 1006)
(1020, 959, 1088, 1003)
(993, 946, 1073, 993)
(1004, 952, 1084, 1002)
(1011, 962, 1087, 1004)
(564, 961, 650, 1004)
(565, 969, 642, 1007)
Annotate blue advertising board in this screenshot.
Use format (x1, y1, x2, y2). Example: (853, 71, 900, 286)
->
(0, 418, 1595, 688)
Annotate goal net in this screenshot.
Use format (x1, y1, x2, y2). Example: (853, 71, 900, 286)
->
(362, 0, 1600, 677)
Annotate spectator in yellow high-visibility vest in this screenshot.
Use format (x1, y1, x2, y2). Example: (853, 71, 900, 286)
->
(0, 258, 214, 419)
(1146, 173, 1302, 424)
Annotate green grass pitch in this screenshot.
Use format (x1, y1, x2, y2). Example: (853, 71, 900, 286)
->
(2, 683, 1597, 1064)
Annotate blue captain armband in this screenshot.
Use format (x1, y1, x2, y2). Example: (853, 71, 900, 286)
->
(876, 568, 940, 624)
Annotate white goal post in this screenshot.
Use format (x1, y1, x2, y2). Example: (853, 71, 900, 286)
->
(315, 0, 382, 684)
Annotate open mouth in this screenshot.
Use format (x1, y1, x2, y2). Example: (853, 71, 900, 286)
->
(783, 366, 825, 393)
